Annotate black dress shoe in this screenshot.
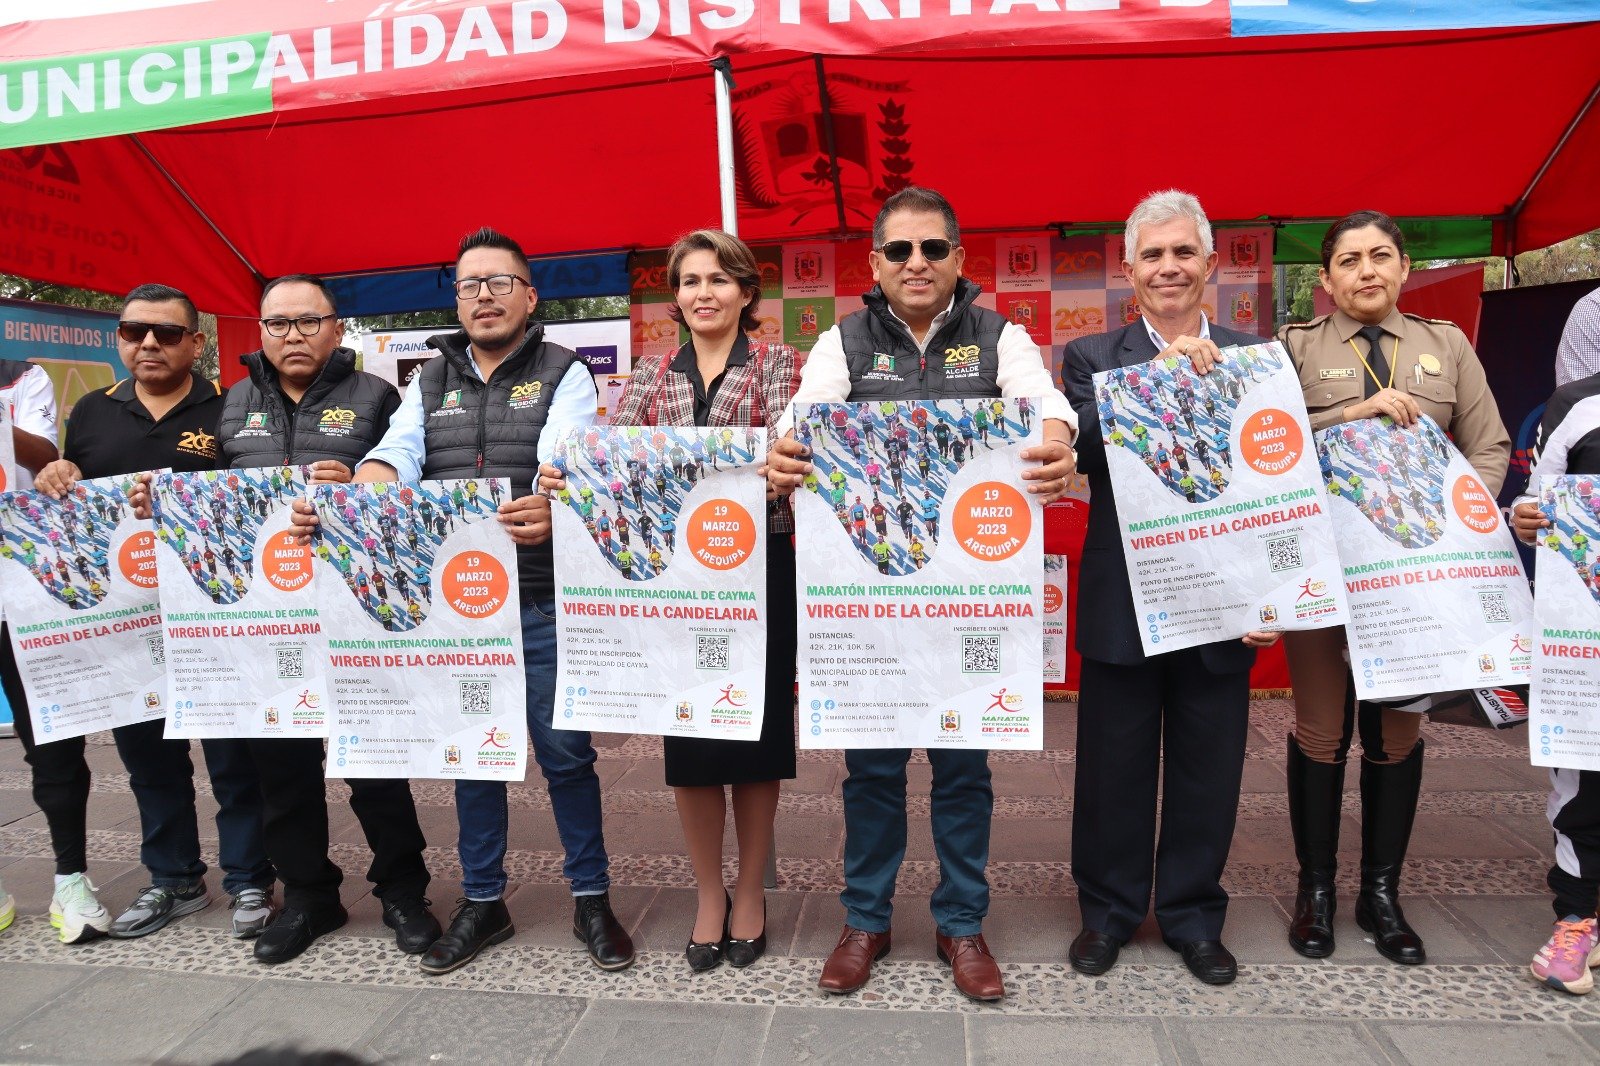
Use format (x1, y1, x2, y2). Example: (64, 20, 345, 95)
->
(574, 892, 636, 971)
(1165, 938, 1237, 985)
(419, 898, 514, 975)
(726, 898, 767, 969)
(1068, 929, 1123, 976)
(382, 895, 443, 955)
(253, 905, 348, 965)
(685, 893, 731, 973)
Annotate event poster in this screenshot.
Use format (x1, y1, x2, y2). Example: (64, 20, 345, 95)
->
(551, 425, 768, 739)
(795, 398, 1044, 750)
(1044, 554, 1068, 684)
(312, 478, 525, 780)
(1529, 474, 1600, 770)
(1319, 415, 1533, 700)
(1094, 342, 1348, 655)
(0, 474, 166, 741)
(152, 466, 326, 738)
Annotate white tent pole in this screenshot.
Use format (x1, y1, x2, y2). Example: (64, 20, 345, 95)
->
(712, 58, 737, 236)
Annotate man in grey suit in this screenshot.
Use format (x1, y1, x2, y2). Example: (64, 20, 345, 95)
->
(1060, 190, 1280, 986)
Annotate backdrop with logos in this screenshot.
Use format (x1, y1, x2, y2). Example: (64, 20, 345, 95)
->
(630, 228, 1274, 383)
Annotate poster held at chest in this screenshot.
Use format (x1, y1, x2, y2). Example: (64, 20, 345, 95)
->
(552, 425, 767, 739)
(152, 466, 326, 738)
(795, 398, 1044, 750)
(1043, 554, 1068, 684)
(1318, 414, 1532, 700)
(1529, 474, 1600, 770)
(0, 473, 166, 741)
(0, 403, 15, 493)
(312, 478, 525, 780)
(1094, 342, 1347, 655)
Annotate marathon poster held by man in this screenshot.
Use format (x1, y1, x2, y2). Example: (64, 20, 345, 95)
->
(551, 423, 769, 741)
(794, 397, 1045, 750)
(151, 465, 325, 739)
(312, 477, 527, 781)
(0, 472, 166, 741)
(1093, 340, 1347, 653)
(1318, 415, 1533, 700)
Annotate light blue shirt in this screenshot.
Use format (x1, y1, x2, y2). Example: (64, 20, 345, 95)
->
(360, 348, 598, 482)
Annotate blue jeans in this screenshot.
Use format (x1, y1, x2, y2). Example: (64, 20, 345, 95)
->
(455, 601, 610, 899)
(113, 720, 275, 894)
(840, 747, 992, 937)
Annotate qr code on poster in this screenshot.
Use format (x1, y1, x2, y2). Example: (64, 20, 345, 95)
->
(963, 634, 1001, 674)
(1266, 534, 1302, 573)
(459, 681, 492, 715)
(1478, 590, 1510, 624)
(275, 646, 304, 679)
(696, 634, 730, 671)
(145, 634, 165, 667)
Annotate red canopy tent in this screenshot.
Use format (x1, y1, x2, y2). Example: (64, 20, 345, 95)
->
(2, 3, 1598, 318)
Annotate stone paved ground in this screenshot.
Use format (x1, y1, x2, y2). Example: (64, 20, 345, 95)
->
(0, 699, 1596, 1064)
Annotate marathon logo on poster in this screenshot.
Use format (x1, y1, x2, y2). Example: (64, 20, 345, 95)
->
(783, 243, 835, 298)
(997, 238, 1050, 292)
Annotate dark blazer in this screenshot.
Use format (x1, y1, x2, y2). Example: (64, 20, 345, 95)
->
(1062, 320, 1264, 672)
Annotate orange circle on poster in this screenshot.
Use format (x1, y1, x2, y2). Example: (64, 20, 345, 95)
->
(1043, 583, 1064, 614)
(952, 482, 1032, 563)
(1453, 474, 1501, 534)
(442, 552, 510, 619)
(1237, 409, 1305, 476)
(263, 531, 313, 592)
(118, 531, 158, 589)
(685, 499, 757, 571)
(0, 464, 7, 492)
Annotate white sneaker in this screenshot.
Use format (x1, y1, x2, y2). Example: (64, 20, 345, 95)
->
(0, 878, 14, 934)
(49, 873, 111, 944)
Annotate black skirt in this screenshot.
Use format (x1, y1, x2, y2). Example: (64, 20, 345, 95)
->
(663, 531, 798, 786)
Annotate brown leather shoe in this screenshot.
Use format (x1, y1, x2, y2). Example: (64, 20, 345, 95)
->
(818, 926, 891, 994)
(936, 932, 1004, 1002)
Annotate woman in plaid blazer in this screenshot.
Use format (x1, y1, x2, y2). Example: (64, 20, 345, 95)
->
(548, 230, 800, 973)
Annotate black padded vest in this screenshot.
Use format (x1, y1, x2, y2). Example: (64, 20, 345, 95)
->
(417, 324, 583, 603)
(219, 348, 398, 469)
(839, 277, 1004, 403)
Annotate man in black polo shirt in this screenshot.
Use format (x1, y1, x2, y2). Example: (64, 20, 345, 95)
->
(221, 273, 439, 964)
(35, 283, 276, 940)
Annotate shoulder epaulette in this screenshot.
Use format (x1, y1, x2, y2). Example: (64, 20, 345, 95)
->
(1402, 312, 1462, 328)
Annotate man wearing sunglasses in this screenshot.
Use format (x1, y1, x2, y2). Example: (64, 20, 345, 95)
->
(291, 227, 634, 976)
(34, 283, 276, 944)
(765, 186, 1078, 1003)
(217, 273, 440, 965)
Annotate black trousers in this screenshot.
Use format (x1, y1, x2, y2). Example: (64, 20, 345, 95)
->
(1072, 648, 1251, 943)
(247, 737, 429, 913)
(4, 627, 90, 875)
(1548, 766, 1600, 919)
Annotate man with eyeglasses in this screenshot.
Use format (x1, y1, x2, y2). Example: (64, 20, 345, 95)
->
(765, 186, 1078, 1003)
(216, 273, 441, 964)
(33, 283, 276, 943)
(290, 227, 634, 975)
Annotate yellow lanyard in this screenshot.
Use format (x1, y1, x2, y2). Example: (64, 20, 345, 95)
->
(1348, 335, 1398, 394)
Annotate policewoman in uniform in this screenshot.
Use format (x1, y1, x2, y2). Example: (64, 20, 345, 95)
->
(1279, 211, 1509, 965)
(220, 274, 439, 965)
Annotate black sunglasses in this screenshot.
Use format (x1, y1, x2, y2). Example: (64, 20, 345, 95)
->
(877, 238, 954, 264)
(118, 321, 196, 346)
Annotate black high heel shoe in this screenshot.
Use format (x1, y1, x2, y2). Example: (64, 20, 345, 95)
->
(726, 897, 767, 969)
(685, 892, 731, 973)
